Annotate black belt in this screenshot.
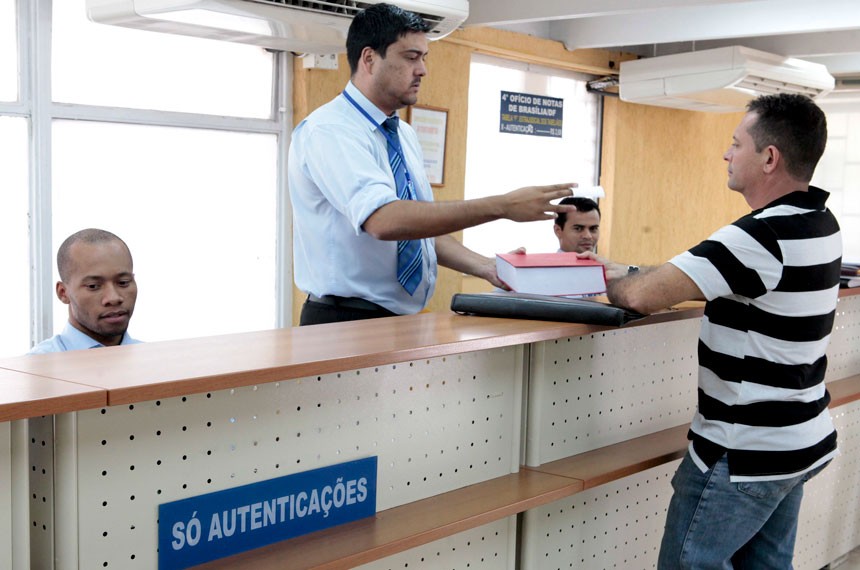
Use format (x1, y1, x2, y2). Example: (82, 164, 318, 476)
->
(307, 294, 390, 312)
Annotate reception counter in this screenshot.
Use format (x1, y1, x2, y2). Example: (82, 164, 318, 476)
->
(1, 288, 858, 569)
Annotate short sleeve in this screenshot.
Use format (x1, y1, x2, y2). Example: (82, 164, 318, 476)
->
(298, 122, 399, 235)
(670, 217, 782, 301)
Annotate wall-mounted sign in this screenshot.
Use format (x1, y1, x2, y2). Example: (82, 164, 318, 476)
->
(499, 91, 564, 138)
(408, 105, 448, 186)
(158, 456, 378, 569)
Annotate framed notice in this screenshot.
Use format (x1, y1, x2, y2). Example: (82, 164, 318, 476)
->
(407, 105, 448, 186)
(499, 91, 563, 138)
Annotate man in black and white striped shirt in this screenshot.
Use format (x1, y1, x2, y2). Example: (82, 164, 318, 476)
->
(585, 93, 842, 569)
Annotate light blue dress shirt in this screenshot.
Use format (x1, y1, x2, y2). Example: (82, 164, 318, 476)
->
(29, 321, 141, 354)
(288, 81, 438, 315)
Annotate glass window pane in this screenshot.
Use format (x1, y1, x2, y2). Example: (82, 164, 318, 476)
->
(52, 120, 278, 342)
(0, 0, 16, 101)
(0, 117, 31, 357)
(463, 54, 600, 257)
(52, 0, 273, 118)
(813, 102, 860, 261)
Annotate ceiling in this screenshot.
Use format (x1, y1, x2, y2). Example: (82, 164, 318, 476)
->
(465, 0, 860, 78)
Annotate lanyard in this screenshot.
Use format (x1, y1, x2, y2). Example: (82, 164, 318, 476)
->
(342, 90, 413, 189)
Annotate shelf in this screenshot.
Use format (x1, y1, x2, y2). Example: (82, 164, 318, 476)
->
(527, 424, 690, 490)
(828, 374, 860, 408)
(529, 373, 860, 490)
(195, 469, 583, 570)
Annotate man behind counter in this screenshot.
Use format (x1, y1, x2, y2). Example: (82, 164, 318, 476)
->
(554, 197, 600, 254)
(288, 3, 576, 326)
(30, 228, 139, 354)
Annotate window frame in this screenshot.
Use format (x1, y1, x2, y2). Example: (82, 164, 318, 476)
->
(0, 0, 293, 351)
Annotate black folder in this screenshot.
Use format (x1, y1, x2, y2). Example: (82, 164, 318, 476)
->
(450, 291, 644, 327)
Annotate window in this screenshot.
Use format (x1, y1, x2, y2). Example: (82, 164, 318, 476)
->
(0, 118, 30, 356)
(52, 0, 273, 117)
(813, 100, 860, 261)
(51, 121, 278, 342)
(463, 53, 601, 256)
(0, 0, 287, 357)
(0, 0, 15, 101)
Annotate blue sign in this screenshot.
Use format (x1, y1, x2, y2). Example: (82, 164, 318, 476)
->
(499, 90, 564, 138)
(158, 456, 378, 569)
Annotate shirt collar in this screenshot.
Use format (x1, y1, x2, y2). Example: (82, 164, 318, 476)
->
(344, 81, 390, 127)
(759, 186, 830, 213)
(59, 321, 133, 351)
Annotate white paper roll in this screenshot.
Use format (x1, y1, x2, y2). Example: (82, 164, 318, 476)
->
(572, 186, 605, 199)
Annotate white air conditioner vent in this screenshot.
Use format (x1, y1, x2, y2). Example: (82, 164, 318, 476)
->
(86, 0, 469, 54)
(619, 46, 835, 113)
(242, 0, 454, 34)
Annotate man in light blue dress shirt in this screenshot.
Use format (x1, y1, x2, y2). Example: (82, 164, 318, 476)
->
(30, 228, 140, 354)
(554, 197, 601, 254)
(289, 3, 576, 325)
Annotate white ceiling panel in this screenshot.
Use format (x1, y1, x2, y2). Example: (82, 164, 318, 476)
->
(466, 0, 860, 76)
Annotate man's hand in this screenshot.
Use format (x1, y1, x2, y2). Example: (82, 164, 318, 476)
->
(497, 183, 578, 222)
(476, 247, 526, 289)
(576, 252, 703, 314)
(365, 183, 578, 241)
(577, 251, 629, 281)
(472, 256, 505, 289)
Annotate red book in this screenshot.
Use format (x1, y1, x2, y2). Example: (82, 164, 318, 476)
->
(842, 263, 860, 277)
(495, 252, 606, 297)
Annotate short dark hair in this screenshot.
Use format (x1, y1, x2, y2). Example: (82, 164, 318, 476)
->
(57, 228, 131, 282)
(745, 93, 827, 182)
(346, 3, 430, 75)
(555, 197, 601, 228)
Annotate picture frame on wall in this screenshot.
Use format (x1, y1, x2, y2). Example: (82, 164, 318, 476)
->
(407, 105, 448, 186)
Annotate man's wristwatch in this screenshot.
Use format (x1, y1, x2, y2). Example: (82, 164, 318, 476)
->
(627, 265, 640, 275)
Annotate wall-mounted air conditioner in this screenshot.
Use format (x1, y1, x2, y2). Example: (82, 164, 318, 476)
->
(86, 0, 469, 54)
(619, 46, 835, 113)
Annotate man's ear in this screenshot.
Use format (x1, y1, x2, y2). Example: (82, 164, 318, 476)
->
(359, 46, 376, 74)
(763, 145, 780, 174)
(56, 281, 70, 305)
(553, 223, 564, 240)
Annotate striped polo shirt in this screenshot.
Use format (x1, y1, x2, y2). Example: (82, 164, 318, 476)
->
(670, 187, 842, 482)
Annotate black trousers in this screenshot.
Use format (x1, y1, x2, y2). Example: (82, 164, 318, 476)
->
(299, 296, 398, 326)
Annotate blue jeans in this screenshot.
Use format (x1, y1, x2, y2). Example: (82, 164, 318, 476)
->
(658, 452, 828, 570)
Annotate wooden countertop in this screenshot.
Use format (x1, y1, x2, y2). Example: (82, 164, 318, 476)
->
(0, 287, 854, 413)
(0, 368, 106, 421)
(0, 306, 703, 407)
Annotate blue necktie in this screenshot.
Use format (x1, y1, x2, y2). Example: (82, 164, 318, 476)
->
(382, 116, 423, 295)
